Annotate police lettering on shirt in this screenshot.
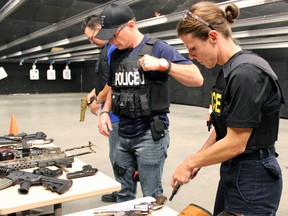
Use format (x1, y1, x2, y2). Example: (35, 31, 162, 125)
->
(114, 66, 146, 87)
(211, 89, 223, 115)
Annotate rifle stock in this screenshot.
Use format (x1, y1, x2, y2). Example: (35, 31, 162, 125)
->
(42, 175, 73, 194)
(0, 178, 13, 190)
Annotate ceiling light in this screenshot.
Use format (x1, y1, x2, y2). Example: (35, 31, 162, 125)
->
(137, 11, 183, 28)
(38, 49, 100, 61)
(22, 46, 42, 54)
(53, 55, 98, 63)
(50, 54, 72, 59)
(38, 57, 49, 61)
(45, 39, 70, 48)
(6, 51, 22, 58)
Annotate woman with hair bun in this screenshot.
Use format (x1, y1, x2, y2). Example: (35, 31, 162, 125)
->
(171, 1, 284, 215)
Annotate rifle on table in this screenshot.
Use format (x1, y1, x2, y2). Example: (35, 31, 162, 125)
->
(0, 132, 53, 146)
(0, 146, 62, 161)
(0, 166, 73, 194)
(0, 142, 96, 170)
(0, 153, 75, 170)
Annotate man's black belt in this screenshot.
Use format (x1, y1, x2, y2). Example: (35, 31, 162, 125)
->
(233, 147, 276, 161)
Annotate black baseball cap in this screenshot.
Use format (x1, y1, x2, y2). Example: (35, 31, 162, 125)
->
(96, 2, 135, 40)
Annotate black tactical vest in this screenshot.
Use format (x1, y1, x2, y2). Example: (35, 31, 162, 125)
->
(110, 38, 170, 118)
(94, 44, 110, 94)
(211, 51, 284, 151)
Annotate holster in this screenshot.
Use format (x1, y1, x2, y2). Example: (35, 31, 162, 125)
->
(113, 162, 126, 176)
(150, 116, 165, 141)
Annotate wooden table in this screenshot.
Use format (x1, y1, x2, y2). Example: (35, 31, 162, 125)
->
(64, 196, 179, 216)
(0, 157, 121, 216)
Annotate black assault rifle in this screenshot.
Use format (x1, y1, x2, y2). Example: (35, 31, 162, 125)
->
(0, 166, 73, 194)
(0, 142, 97, 170)
(0, 154, 74, 170)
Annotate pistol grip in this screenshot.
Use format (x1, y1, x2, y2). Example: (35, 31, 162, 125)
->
(19, 181, 32, 194)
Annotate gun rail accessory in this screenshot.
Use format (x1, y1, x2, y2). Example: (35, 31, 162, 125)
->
(66, 165, 98, 179)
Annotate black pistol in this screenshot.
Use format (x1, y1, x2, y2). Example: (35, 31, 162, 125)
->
(169, 168, 200, 201)
(169, 183, 181, 201)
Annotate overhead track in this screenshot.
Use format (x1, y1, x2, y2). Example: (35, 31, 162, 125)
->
(218, 0, 282, 9)
(6, 5, 288, 61)
(0, 0, 27, 22)
(3, 0, 285, 59)
(0, 0, 143, 52)
(2, 24, 288, 62)
(233, 12, 288, 28)
(137, 0, 284, 29)
(0, 0, 286, 63)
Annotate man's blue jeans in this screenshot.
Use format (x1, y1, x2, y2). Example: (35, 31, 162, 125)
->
(108, 122, 119, 166)
(113, 129, 169, 202)
(108, 121, 119, 184)
(213, 151, 282, 216)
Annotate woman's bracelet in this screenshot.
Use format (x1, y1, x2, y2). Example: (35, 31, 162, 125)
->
(99, 111, 109, 116)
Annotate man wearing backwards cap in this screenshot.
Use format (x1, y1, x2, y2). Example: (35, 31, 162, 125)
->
(98, 2, 203, 202)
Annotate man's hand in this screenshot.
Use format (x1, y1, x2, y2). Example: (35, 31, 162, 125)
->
(87, 89, 101, 116)
(98, 111, 112, 137)
(139, 54, 162, 71)
(88, 101, 101, 116)
(170, 159, 200, 189)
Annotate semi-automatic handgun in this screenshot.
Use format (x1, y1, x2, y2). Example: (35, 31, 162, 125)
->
(80, 96, 95, 121)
